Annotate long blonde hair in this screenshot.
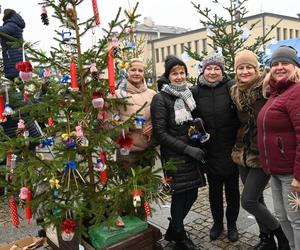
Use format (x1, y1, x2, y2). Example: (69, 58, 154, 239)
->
(262, 66, 300, 97)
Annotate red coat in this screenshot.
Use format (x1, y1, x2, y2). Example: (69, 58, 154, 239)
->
(257, 79, 300, 181)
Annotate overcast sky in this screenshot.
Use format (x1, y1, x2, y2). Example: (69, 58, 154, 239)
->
(0, 0, 299, 52)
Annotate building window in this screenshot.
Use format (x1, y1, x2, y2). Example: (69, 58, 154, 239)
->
(276, 27, 281, 40)
(161, 48, 165, 61)
(155, 48, 159, 63)
(187, 42, 192, 49)
(181, 43, 185, 54)
(167, 46, 171, 56)
(173, 45, 177, 56)
(202, 39, 207, 53)
(194, 40, 199, 54)
(289, 29, 293, 39)
(283, 28, 287, 40)
(296, 30, 299, 38)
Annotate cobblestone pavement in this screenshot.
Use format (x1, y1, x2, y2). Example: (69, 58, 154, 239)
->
(148, 183, 274, 250)
(0, 182, 273, 250)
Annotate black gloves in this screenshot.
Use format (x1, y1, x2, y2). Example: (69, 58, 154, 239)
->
(184, 145, 205, 162)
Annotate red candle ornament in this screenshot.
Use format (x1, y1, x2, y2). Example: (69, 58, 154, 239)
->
(92, 0, 100, 25)
(70, 57, 79, 91)
(25, 190, 32, 224)
(10, 196, 20, 227)
(107, 48, 115, 95)
(0, 95, 7, 123)
(144, 201, 151, 217)
(48, 117, 54, 127)
(99, 151, 108, 184)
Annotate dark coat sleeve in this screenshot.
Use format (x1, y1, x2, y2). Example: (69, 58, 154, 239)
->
(150, 93, 188, 154)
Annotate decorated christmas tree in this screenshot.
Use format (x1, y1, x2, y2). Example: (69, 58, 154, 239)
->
(0, 0, 165, 245)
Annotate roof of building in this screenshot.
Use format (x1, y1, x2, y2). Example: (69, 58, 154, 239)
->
(135, 23, 189, 35)
(147, 12, 300, 43)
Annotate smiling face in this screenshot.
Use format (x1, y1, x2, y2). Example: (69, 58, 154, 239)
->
(271, 61, 296, 82)
(168, 65, 187, 85)
(236, 63, 257, 83)
(127, 61, 145, 87)
(203, 64, 223, 83)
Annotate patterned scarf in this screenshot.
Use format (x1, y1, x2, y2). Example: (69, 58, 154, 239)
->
(161, 83, 196, 125)
(233, 75, 263, 112)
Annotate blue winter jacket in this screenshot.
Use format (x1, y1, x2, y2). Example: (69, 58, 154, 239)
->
(0, 12, 25, 80)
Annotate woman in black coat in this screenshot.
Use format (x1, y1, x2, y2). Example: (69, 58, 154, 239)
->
(0, 9, 25, 80)
(191, 52, 240, 242)
(151, 56, 205, 250)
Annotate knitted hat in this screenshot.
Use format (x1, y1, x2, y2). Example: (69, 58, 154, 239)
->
(202, 52, 225, 72)
(234, 50, 259, 70)
(271, 45, 300, 67)
(3, 9, 16, 22)
(164, 55, 188, 78)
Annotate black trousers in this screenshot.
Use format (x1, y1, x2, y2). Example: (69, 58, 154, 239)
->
(171, 188, 198, 232)
(239, 166, 279, 233)
(206, 172, 240, 227)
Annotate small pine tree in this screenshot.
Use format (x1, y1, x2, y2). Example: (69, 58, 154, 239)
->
(188, 0, 280, 74)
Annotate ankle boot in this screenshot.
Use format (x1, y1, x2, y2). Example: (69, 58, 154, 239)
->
(271, 226, 291, 250)
(209, 223, 223, 240)
(175, 230, 199, 250)
(227, 223, 239, 242)
(164, 217, 176, 242)
(254, 232, 276, 250)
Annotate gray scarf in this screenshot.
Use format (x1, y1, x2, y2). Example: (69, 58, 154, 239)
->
(161, 83, 196, 125)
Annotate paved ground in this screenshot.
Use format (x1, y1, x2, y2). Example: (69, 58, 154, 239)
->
(149, 183, 274, 250)
(0, 182, 274, 249)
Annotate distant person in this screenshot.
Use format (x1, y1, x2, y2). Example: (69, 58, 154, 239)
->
(191, 52, 240, 242)
(258, 45, 300, 250)
(151, 55, 206, 250)
(0, 8, 25, 81)
(231, 50, 289, 250)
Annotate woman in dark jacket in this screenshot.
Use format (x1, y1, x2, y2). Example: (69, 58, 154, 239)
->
(191, 52, 240, 242)
(151, 55, 205, 250)
(0, 9, 25, 80)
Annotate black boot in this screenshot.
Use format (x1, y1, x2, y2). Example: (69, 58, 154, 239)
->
(209, 223, 223, 240)
(254, 232, 276, 250)
(164, 217, 176, 242)
(175, 230, 199, 250)
(227, 223, 239, 242)
(271, 226, 291, 250)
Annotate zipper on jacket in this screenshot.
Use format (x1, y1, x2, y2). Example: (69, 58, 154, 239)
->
(277, 137, 286, 158)
(262, 97, 279, 172)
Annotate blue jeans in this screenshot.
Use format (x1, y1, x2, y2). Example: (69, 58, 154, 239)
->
(271, 175, 300, 250)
